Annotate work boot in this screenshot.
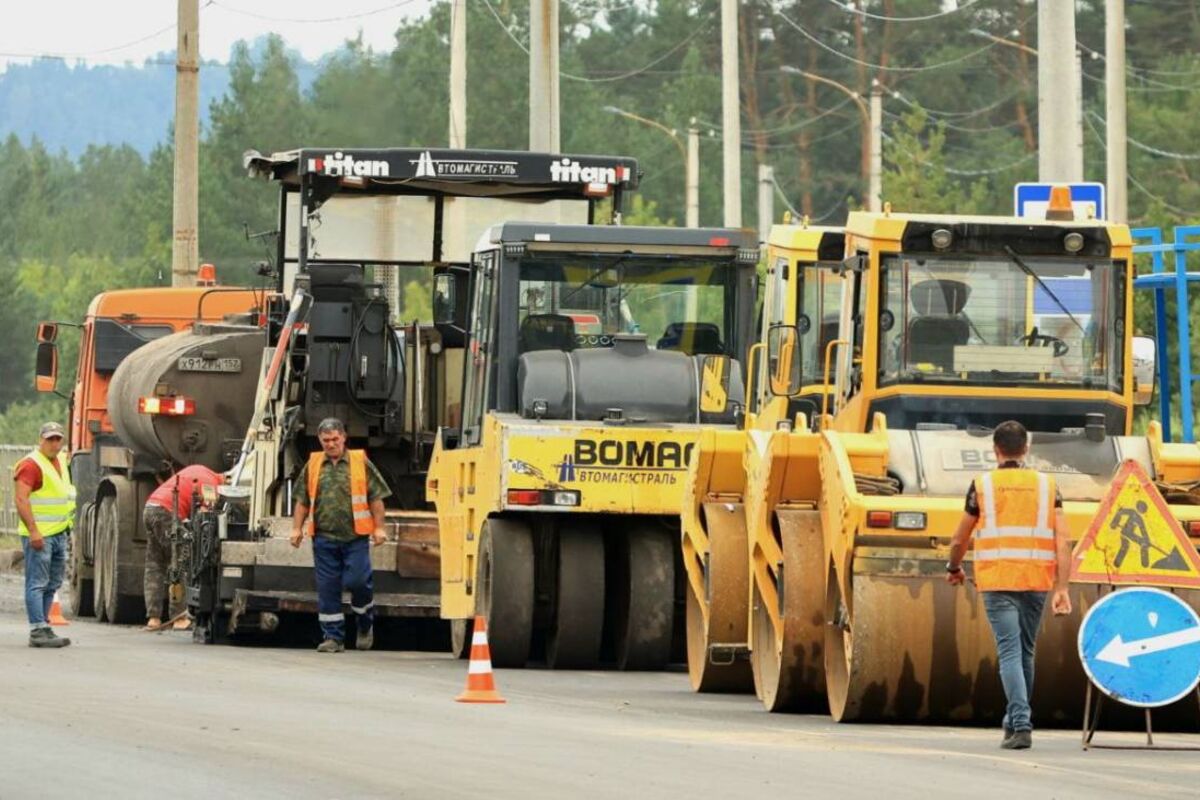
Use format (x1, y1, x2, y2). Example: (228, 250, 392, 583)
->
(29, 628, 71, 648)
(1001, 725, 1014, 745)
(356, 626, 374, 651)
(316, 638, 344, 653)
(1001, 730, 1032, 750)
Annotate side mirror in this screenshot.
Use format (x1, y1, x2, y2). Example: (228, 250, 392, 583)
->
(432, 273, 457, 326)
(37, 322, 58, 343)
(35, 341, 58, 393)
(587, 267, 621, 289)
(700, 355, 731, 414)
(767, 324, 802, 397)
(1132, 335, 1156, 407)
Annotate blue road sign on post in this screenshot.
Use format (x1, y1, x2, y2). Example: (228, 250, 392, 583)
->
(1014, 182, 1106, 220)
(1079, 587, 1200, 708)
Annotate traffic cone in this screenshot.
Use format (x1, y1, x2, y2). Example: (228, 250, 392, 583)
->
(455, 615, 506, 704)
(48, 590, 69, 626)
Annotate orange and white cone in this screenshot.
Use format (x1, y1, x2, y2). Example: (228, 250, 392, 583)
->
(455, 615, 506, 704)
(48, 590, 69, 626)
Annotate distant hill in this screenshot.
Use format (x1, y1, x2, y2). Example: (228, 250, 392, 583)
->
(0, 39, 317, 157)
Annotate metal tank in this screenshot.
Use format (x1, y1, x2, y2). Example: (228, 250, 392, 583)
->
(107, 321, 264, 471)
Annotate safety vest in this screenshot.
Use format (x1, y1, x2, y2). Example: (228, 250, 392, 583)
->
(306, 450, 374, 536)
(15, 450, 76, 537)
(971, 468, 1057, 592)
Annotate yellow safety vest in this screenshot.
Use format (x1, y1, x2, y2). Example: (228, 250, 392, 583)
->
(305, 450, 374, 537)
(971, 468, 1057, 592)
(15, 450, 76, 537)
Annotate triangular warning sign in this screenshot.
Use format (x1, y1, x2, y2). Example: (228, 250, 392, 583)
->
(1071, 459, 1200, 588)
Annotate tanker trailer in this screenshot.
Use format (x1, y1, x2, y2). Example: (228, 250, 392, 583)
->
(89, 320, 264, 623)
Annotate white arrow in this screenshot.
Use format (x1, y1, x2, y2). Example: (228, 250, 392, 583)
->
(1095, 626, 1200, 667)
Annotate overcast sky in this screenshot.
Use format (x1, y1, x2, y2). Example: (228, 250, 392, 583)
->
(0, 0, 437, 69)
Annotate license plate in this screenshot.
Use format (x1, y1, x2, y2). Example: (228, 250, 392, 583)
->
(177, 356, 242, 373)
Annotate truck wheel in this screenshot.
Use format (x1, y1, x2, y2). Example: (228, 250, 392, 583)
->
(68, 502, 96, 618)
(94, 493, 145, 625)
(612, 525, 675, 670)
(93, 497, 115, 623)
(546, 525, 605, 669)
(477, 519, 534, 668)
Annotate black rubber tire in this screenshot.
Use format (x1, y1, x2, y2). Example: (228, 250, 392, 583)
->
(67, 503, 96, 618)
(613, 526, 675, 671)
(477, 519, 535, 668)
(450, 617, 473, 660)
(546, 526, 605, 669)
(94, 493, 145, 625)
(93, 496, 115, 623)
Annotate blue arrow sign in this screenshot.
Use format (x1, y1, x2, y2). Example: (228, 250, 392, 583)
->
(1078, 587, 1200, 708)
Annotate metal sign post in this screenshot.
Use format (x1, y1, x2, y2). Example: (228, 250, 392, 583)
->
(1078, 587, 1200, 750)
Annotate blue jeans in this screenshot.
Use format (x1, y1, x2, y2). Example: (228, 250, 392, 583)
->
(313, 535, 374, 642)
(983, 590, 1048, 732)
(22, 532, 68, 630)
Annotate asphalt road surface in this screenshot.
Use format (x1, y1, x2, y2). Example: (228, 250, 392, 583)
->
(2, 576, 1199, 799)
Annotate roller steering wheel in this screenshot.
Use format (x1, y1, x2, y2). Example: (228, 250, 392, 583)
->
(1017, 328, 1069, 357)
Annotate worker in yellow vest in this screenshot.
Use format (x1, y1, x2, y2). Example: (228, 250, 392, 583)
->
(12, 422, 77, 648)
(289, 418, 390, 653)
(947, 420, 1072, 750)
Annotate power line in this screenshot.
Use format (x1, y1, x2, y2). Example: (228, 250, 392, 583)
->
(771, 4, 1010, 74)
(820, 0, 983, 23)
(208, 0, 419, 24)
(1082, 113, 1196, 217)
(1076, 40, 1200, 79)
(883, 107, 1023, 135)
(937, 151, 1034, 176)
(890, 89, 1021, 120)
(481, 0, 714, 83)
(1087, 111, 1200, 161)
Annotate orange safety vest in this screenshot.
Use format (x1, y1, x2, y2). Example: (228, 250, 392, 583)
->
(971, 468, 1057, 592)
(306, 449, 374, 537)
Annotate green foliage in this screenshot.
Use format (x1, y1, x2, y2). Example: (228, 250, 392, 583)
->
(0, 399, 66, 446)
(883, 110, 992, 215)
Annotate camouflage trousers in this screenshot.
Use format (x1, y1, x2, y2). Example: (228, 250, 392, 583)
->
(143, 505, 184, 620)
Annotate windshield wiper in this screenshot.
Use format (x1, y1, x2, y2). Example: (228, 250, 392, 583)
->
(558, 255, 631, 307)
(1003, 246, 1086, 336)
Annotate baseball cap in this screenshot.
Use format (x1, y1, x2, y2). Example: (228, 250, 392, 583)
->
(40, 422, 65, 440)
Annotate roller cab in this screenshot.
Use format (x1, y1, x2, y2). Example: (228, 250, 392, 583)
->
(429, 223, 758, 669)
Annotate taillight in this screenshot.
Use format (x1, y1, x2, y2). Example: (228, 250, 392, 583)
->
(1187, 520, 1200, 537)
(866, 510, 892, 528)
(506, 489, 581, 507)
(138, 396, 196, 416)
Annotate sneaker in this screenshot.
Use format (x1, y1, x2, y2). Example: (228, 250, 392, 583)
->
(29, 628, 71, 648)
(356, 627, 374, 651)
(1001, 725, 1014, 745)
(316, 638, 344, 653)
(1001, 730, 1032, 750)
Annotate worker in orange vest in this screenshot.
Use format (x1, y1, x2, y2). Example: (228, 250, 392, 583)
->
(289, 417, 390, 653)
(947, 420, 1072, 750)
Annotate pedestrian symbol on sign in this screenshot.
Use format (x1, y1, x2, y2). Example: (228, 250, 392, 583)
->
(1071, 459, 1200, 588)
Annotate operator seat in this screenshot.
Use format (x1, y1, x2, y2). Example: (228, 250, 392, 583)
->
(519, 313, 577, 353)
(657, 322, 723, 355)
(907, 279, 971, 372)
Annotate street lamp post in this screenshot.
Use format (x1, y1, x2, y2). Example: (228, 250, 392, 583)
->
(781, 66, 875, 211)
(603, 106, 694, 226)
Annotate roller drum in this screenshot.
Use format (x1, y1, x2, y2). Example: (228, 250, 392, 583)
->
(107, 324, 264, 470)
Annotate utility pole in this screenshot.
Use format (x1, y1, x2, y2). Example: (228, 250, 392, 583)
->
(686, 122, 700, 228)
(171, 0, 199, 287)
(1106, 0, 1127, 222)
(869, 81, 883, 213)
(449, 0, 467, 148)
(720, 0, 741, 227)
(1037, 0, 1082, 182)
(529, 0, 560, 152)
(757, 165, 774, 242)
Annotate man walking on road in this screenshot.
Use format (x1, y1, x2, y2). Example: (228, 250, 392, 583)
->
(947, 420, 1073, 749)
(143, 464, 223, 632)
(12, 422, 76, 648)
(289, 418, 390, 653)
